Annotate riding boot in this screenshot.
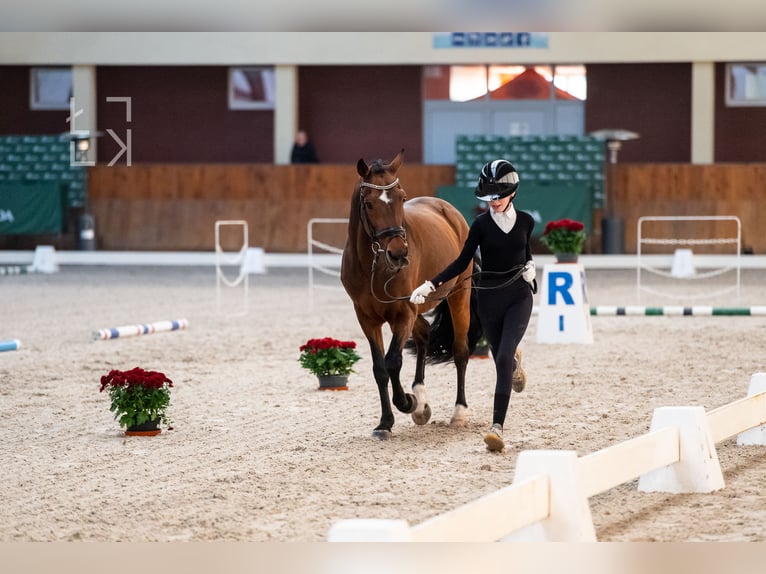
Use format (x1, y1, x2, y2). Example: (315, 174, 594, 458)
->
(483, 423, 505, 452)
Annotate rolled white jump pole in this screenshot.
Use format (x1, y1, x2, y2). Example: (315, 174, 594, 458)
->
(92, 319, 189, 341)
(0, 339, 21, 352)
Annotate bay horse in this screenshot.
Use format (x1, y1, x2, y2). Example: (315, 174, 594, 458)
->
(340, 150, 480, 440)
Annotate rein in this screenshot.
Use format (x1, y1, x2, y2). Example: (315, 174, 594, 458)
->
(370, 260, 526, 305)
(357, 176, 525, 305)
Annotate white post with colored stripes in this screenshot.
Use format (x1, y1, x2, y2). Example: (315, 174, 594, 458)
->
(536, 262, 593, 344)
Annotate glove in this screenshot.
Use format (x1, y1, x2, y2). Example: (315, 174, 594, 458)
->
(522, 261, 536, 284)
(409, 280, 435, 304)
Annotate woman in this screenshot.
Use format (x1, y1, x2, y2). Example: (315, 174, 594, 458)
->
(410, 159, 536, 452)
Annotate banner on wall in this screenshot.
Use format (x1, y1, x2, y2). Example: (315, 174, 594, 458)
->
(435, 183, 593, 237)
(433, 33, 549, 49)
(0, 183, 64, 235)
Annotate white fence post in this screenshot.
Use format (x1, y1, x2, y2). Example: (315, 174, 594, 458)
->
(638, 406, 725, 493)
(737, 373, 766, 446)
(502, 450, 596, 542)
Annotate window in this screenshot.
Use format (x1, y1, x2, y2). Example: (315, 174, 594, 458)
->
(726, 63, 766, 107)
(423, 64, 586, 102)
(30, 67, 73, 110)
(228, 67, 276, 110)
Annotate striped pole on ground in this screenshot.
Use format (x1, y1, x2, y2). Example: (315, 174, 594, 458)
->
(0, 339, 21, 352)
(92, 319, 189, 340)
(590, 306, 766, 316)
(0, 265, 28, 275)
(532, 306, 766, 316)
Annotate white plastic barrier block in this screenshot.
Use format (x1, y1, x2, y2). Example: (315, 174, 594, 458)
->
(737, 373, 766, 446)
(638, 406, 725, 493)
(30, 245, 58, 273)
(327, 519, 412, 541)
(671, 248, 696, 277)
(241, 247, 266, 274)
(502, 450, 596, 542)
(536, 262, 593, 344)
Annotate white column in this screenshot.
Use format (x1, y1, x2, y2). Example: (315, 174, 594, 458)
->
(71, 65, 97, 163)
(274, 65, 298, 165)
(691, 61, 715, 165)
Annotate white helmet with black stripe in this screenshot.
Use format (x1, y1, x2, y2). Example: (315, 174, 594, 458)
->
(474, 159, 520, 201)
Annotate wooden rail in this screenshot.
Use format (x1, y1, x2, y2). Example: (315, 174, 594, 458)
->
(328, 376, 766, 542)
(77, 163, 766, 253)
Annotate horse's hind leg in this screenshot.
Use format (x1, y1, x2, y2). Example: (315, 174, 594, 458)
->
(447, 290, 472, 428)
(410, 315, 432, 425)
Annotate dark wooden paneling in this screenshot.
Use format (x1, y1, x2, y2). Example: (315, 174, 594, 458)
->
(0, 66, 70, 134)
(585, 63, 692, 162)
(88, 163, 455, 252)
(715, 62, 766, 162)
(96, 66, 274, 164)
(298, 66, 423, 164)
(5, 162, 765, 254)
(612, 163, 766, 253)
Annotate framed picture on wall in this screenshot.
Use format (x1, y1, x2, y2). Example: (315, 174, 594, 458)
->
(30, 67, 73, 110)
(228, 66, 276, 110)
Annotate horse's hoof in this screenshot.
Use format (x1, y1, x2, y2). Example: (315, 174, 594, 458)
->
(372, 429, 392, 441)
(403, 392, 418, 414)
(412, 402, 432, 425)
(449, 404, 468, 428)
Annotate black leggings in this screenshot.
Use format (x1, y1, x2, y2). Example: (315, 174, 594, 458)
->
(477, 281, 533, 428)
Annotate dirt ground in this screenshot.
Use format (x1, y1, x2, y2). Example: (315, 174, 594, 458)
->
(1, 264, 766, 542)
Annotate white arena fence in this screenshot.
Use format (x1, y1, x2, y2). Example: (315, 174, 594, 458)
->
(328, 372, 766, 542)
(215, 220, 250, 316)
(636, 215, 741, 303)
(307, 218, 347, 305)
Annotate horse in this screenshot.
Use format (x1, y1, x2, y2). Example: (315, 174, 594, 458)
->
(340, 149, 481, 440)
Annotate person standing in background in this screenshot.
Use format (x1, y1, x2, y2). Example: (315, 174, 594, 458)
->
(290, 129, 319, 163)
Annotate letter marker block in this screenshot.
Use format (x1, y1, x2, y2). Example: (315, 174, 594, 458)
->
(536, 262, 593, 344)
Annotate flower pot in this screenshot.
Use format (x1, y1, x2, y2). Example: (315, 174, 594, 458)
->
(125, 417, 161, 436)
(555, 252, 579, 263)
(317, 374, 349, 391)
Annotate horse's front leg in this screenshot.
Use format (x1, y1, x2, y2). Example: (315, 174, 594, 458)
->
(355, 312, 397, 440)
(364, 330, 397, 441)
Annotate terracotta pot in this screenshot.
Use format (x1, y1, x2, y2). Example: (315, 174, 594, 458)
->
(555, 252, 579, 263)
(125, 417, 161, 436)
(317, 374, 349, 391)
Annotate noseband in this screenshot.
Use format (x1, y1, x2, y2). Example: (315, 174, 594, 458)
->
(359, 178, 407, 244)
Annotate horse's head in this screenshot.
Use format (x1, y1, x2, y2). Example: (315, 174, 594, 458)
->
(356, 149, 409, 271)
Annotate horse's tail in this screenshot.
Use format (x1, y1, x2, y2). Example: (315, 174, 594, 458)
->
(408, 256, 484, 364)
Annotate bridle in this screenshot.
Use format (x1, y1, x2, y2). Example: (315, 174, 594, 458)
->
(358, 178, 407, 250)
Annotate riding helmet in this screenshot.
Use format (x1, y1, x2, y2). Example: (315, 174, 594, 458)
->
(474, 159, 520, 201)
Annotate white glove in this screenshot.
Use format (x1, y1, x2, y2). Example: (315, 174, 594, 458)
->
(410, 280, 435, 304)
(522, 260, 536, 284)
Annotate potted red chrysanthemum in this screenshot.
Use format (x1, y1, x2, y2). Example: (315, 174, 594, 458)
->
(540, 218, 587, 262)
(298, 337, 361, 391)
(99, 367, 173, 435)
